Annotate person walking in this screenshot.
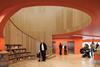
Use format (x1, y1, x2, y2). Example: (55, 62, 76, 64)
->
(40, 42, 47, 61)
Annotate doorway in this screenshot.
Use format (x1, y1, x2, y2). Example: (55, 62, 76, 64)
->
(67, 41, 74, 54)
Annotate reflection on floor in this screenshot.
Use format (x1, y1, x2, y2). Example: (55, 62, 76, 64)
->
(9, 54, 100, 67)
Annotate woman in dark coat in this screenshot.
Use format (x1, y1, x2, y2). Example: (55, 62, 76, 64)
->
(64, 45, 67, 55)
(59, 43, 62, 55)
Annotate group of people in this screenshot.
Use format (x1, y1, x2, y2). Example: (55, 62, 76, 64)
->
(37, 41, 47, 62)
(59, 43, 67, 55)
(37, 41, 99, 61)
(80, 42, 99, 58)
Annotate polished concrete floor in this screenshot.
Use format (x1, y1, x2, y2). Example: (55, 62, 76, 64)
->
(9, 54, 100, 67)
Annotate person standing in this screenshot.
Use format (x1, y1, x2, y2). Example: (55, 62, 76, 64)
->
(59, 43, 62, 55)
(90, 42, 95, 58)
(96, 43, 99, 49)
(40, 42, 47, 61)
(64, 45, 67, 55)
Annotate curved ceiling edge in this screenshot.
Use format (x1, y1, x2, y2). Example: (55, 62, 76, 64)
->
(10, 6, 92, 36)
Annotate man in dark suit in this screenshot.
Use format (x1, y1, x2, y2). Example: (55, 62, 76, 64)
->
(59, 43, 62, 55)
(40, 42, 47, 61)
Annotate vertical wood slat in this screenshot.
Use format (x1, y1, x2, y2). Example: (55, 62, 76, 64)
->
(4, 20, 52, 55)
(4, 20, 38, 54)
